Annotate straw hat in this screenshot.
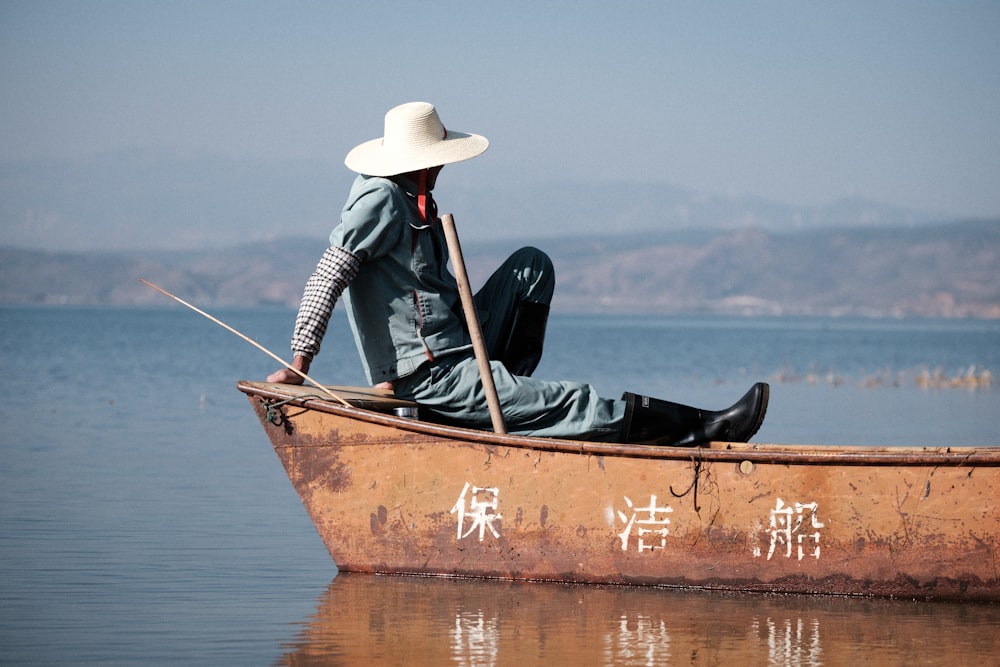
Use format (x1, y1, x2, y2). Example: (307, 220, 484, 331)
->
(344, 102, 489, 177)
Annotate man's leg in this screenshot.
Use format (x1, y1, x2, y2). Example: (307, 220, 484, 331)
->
(473, 247, 554, 375)
(394, 354, 624, 441)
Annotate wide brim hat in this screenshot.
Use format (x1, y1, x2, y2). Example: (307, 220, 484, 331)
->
(344, 102, 489, 177)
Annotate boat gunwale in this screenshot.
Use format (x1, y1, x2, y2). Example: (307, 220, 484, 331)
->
(237, 380, 1000, 467)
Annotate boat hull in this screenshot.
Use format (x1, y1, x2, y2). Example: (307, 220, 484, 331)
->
(239, 381, 1000, 601)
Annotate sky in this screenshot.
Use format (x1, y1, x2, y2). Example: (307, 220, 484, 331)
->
(1, 1, 999, 250)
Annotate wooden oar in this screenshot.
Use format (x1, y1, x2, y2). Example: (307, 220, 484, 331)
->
(440, 214, 507, 434)
(138, 278, 351, 407)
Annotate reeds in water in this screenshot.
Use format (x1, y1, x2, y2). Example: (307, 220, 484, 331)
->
(766, 365, 992, 390)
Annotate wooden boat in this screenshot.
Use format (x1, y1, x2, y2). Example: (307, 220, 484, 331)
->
(238, 380, 1000, 601)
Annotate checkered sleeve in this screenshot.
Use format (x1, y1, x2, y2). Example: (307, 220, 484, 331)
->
(290, 245, 361, 359)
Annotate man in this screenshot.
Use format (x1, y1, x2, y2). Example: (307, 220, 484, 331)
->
(268, 101, 768, 445)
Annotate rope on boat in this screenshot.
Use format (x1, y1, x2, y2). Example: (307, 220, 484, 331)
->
(262, 395, 327, 425)
(669, 455, 704, 512)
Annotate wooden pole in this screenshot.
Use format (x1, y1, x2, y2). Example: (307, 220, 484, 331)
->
(138, 278, 351, 407)
(440, 214, 507, 434)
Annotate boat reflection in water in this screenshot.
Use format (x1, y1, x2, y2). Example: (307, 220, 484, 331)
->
(277, 574, 1000, 666)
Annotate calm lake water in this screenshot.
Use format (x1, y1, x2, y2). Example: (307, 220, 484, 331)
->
(1, 305, 998, 665)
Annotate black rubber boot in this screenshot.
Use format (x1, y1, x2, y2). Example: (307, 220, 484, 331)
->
(499, 301, 550, 377)
(620, 382, 769, 447)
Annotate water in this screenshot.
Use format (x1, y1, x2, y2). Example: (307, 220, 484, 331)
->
(1, 305, 997, 665)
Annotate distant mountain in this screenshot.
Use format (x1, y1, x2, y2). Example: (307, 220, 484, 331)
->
(537, 219, 1000, 318)
(0, 150, 343, 252)
(3, 219, 998, 318)
(448, 182, 941, 240)
(1, 149, 949, 253)
(0, 239, 323, 308)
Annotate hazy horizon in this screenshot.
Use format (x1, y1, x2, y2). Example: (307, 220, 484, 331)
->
(2, 2, 998, 251)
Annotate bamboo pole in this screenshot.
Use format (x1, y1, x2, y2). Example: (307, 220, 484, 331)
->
(138, 278, 351, 407)
(440, 214, 507, 434)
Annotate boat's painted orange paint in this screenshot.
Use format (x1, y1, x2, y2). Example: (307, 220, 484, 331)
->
(240, 381, 1000, 600)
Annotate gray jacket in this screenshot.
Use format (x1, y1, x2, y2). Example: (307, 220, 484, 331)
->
(331, 175, 471, 384)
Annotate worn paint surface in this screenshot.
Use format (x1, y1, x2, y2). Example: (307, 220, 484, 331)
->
(239, 381, 1000, 601)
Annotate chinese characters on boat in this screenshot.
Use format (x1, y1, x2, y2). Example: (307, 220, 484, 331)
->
(451, 482, 824, 560)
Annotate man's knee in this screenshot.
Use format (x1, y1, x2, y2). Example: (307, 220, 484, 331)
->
(511, 246, 553, 273)
(508, 247, 555, 302)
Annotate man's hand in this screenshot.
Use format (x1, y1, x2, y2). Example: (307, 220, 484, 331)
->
(267, 355, 311, 384)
